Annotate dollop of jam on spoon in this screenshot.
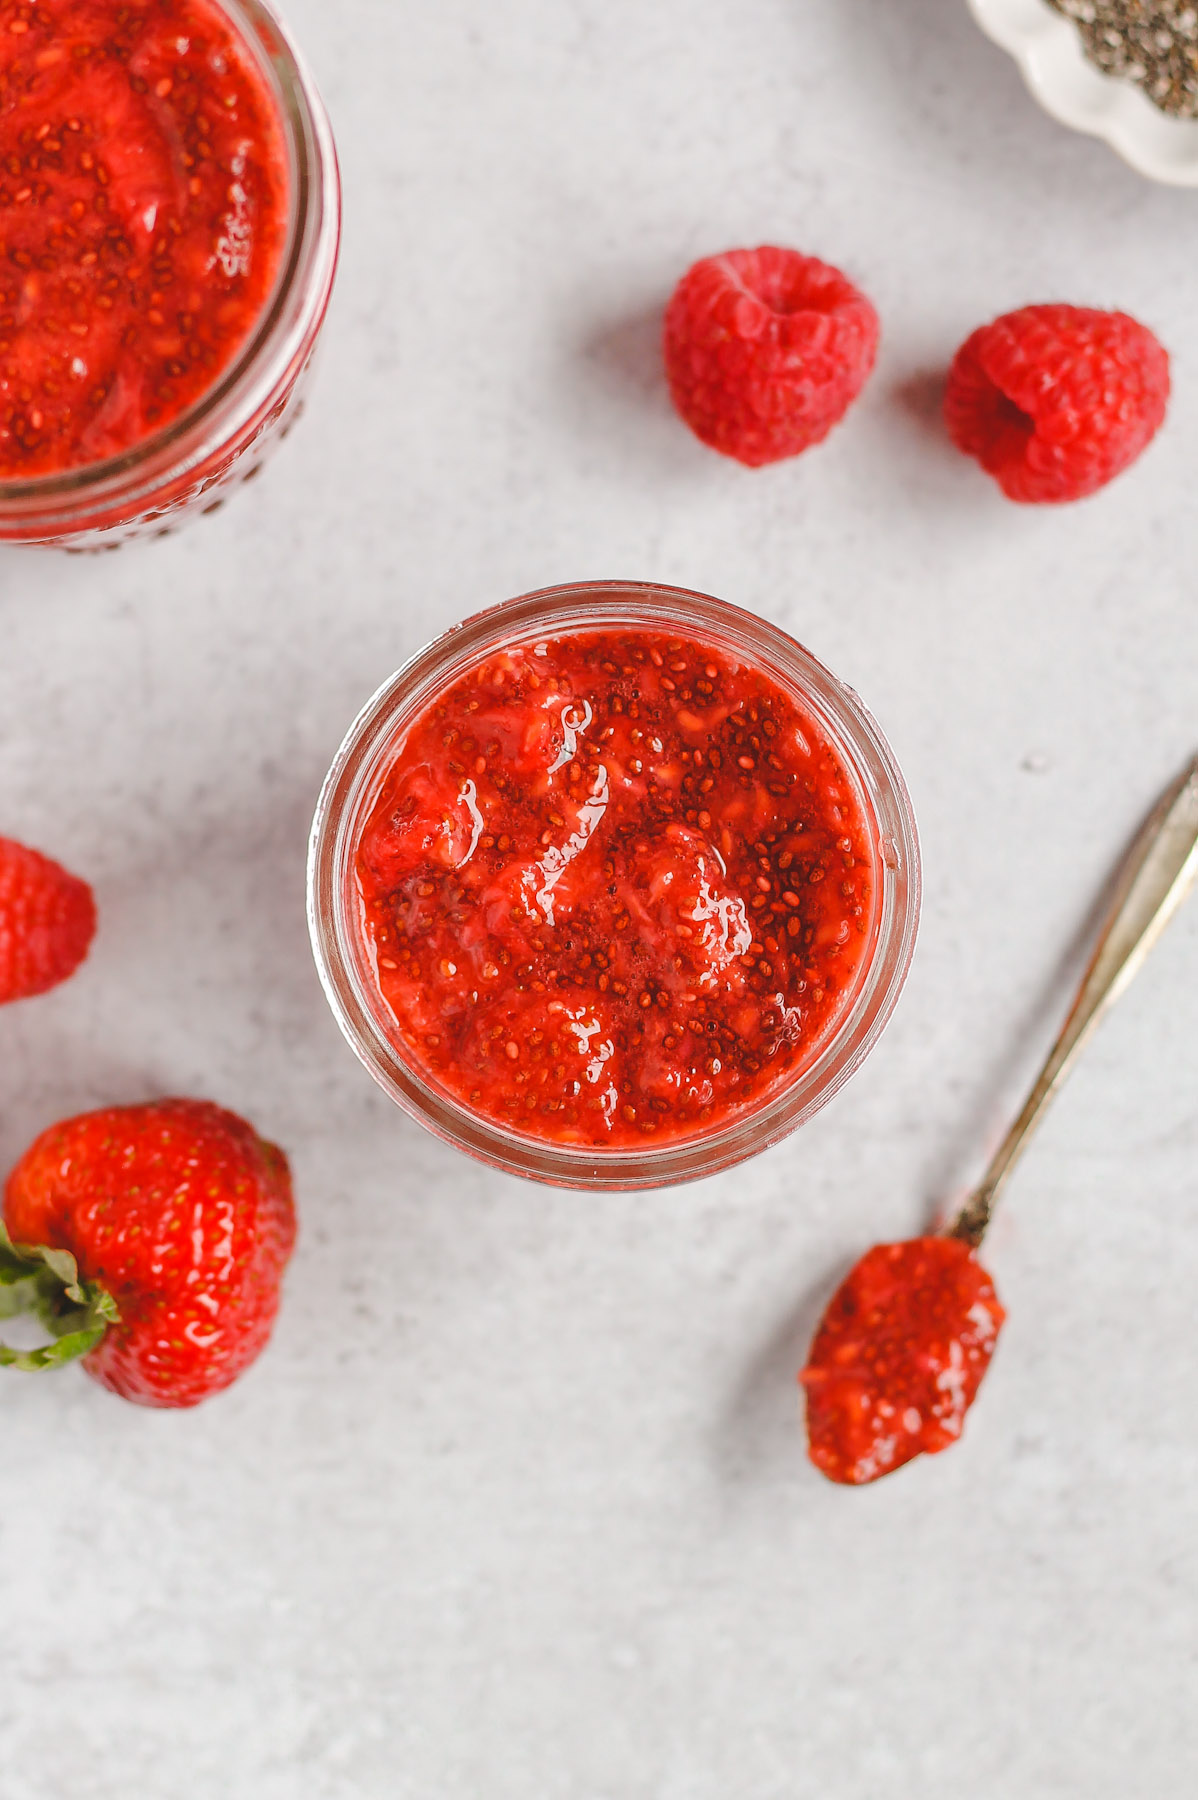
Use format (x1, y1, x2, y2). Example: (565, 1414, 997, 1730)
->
(802, 1236, 1004, 1486)
(801, 754, 1198, 1485)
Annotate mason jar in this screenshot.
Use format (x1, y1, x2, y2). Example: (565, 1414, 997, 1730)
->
(309, 581, 921, 1190)
(0, 0, 339, 548)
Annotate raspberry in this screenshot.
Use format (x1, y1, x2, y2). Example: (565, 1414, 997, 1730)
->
(0, 836, 96, 1003)
(663, 246, 880, 467)
(944, 304, 1170, 503)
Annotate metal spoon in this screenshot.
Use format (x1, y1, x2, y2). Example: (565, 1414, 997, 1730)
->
(948, 754, 1198, 1250)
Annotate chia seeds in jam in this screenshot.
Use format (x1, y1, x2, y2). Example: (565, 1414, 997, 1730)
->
(353, 629, 876, 1150)
(1049, 0, 1198, 117)
(0, 0, 290, 478)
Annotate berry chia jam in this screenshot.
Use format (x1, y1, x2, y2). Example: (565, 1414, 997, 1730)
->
(0, 0, 338, 543)
(801, 1236, 1006, 1486)
(310, 586, 921, 1188)
(356, 632, 873, 1147)
(0, 0, 287, 476)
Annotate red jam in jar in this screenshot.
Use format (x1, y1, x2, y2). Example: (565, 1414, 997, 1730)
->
(353, 629, 877, 1150)
(0, 0, 288, 477)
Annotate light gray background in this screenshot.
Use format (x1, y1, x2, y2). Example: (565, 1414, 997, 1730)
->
(2, 2, 1196, 1795)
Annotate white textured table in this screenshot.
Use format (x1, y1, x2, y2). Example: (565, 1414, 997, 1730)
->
(3, 2, 1197, 1795)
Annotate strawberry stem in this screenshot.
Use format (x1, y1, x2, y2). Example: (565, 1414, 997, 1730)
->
(0, 1221, 118, 1372)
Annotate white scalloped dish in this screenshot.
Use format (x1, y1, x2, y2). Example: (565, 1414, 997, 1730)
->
(969, 0, 1198, 185)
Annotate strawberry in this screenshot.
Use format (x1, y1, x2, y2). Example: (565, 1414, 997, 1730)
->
(0, 835, 97, 1003)
(1, 1099, 296, 1408)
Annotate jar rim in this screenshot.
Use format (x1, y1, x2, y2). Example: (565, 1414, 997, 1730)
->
(0, 0, 339, 523)
(308, 582, 922, 1190)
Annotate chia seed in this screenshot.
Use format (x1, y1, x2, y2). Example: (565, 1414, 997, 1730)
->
(1049, 0, 1198, 115)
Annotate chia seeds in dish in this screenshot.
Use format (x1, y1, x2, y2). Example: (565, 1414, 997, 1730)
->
(1048, 0, 1198, 118)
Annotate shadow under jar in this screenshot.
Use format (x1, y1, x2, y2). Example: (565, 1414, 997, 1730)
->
(309, 583, 921, 1190)
(0, 0, 339, 548)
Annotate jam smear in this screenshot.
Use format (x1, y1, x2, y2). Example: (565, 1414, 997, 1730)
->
(801, 1236, 1006, 1485)
(0, 0, 289, 477)
(355, 629, 876, 1150)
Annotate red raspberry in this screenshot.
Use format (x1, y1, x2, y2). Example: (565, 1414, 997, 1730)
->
(663, 246, 879, 467)
(944, 304, 1170, 503)
(0, 835, 96, 1003)
(3, 1099, 297, 1408)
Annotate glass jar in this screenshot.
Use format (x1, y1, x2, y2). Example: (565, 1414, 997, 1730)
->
(308, 582, 921, 1190)
(0, 0, 340, 549)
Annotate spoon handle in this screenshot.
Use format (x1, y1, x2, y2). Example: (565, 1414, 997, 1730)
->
(949, 755, 1198, 1249)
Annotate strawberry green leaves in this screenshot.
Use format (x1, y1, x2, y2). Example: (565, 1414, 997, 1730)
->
(0, 1221, 118, 1372)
